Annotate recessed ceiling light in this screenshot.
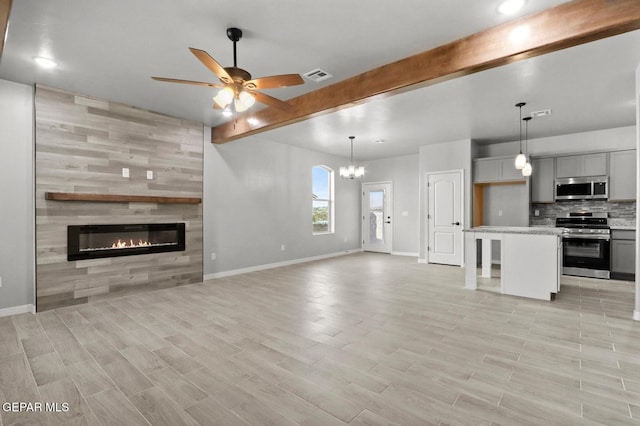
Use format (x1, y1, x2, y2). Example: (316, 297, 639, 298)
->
(375, 139, 385, 144)
(33, 56, 58, 69)
(497, 0, 526, 15)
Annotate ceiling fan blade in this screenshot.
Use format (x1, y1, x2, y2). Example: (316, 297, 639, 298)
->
(244, 74, 304, 90)
(151, 77, 223, 89)
(246, 90, 292, 110)
(189, 48, 233, 84)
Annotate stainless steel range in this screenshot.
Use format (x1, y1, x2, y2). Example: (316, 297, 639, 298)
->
(556, 212, 610, 279)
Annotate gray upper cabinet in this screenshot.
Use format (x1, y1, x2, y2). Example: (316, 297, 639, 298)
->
(500, 158, 523, 181)
(555, 153, 607, 178)
(474, 158, 501, 182)
(474, 157, 523, 183)
(609, 150, 636, 201)
(531, 157, 554, 203)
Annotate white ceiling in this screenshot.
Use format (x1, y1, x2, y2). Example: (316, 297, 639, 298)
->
(1, 0, 638, 160)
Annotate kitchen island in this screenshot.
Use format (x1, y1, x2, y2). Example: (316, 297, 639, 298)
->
(464, 227, 563, 301)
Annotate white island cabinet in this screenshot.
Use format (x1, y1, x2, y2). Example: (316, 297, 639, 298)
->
(464, 227, 563, 301)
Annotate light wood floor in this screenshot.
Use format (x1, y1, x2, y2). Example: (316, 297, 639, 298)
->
(1, 252, 640, 425)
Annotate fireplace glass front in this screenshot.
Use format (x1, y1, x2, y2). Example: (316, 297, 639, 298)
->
(67, 223, 185, 261)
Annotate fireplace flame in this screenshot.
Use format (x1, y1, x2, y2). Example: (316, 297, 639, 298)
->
(111, 239, 152, 249)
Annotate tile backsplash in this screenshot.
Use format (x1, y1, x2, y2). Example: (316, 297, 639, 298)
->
(530, 200, 636, 226)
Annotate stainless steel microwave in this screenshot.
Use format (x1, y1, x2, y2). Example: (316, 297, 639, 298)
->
(555, 176, 608, 201)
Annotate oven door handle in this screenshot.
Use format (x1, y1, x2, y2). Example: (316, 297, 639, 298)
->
(562, 234, 610, 241)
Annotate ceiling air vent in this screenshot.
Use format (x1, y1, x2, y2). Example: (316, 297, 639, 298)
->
(530, 109, 552, 118)
(303, 68, 333, 83)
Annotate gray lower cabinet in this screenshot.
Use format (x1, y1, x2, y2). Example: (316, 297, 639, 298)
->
(609, 150, 636, 201)
(555, 152, 608, 178)
(531, 157, 554, 203)
(611, 229, 636, 280)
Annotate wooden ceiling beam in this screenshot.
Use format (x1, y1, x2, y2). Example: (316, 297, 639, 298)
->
(0, 0, 11, 61)
(211, 0, 640, 144)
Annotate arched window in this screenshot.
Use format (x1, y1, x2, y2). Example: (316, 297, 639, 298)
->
(312, 165, 334, 234)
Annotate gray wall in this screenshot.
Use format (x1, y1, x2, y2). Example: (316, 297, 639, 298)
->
(0, 80, 34, 310)
(418, 139, 473, 261)
(362, 154, 420, 255)
(203, 131, 361, 276)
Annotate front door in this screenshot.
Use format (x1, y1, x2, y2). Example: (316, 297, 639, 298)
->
(427, 170, 464, 265)
(362, 182, 392, 253)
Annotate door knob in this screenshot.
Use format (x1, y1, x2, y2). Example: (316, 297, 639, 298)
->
(451, 221, 460, 225)
(385, 221, 391, 224)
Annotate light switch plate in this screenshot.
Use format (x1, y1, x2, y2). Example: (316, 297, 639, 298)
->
(122, 168, 129, 178)
(146, 170, 153, 180)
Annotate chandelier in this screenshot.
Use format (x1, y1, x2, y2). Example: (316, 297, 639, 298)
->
(339, 136, 365, 179)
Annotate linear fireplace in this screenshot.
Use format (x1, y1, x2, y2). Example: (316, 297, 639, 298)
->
(67, 223, 185, 261)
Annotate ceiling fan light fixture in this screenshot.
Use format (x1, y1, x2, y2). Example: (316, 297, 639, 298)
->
(234, 91, 255, 112)
(238, 91, 256, 108)
(213, 87, 234, 108)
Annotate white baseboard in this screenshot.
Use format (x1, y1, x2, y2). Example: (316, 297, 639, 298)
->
(0, 304, 35, 318)
(417, 258, 427, 264)
(391, 251, 419, 257)
(203, 249, 363, 281)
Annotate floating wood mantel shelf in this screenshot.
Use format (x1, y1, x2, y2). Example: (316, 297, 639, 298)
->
(45, 192, 201, 204)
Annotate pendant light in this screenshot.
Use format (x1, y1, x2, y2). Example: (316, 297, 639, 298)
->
(339, 136, 365, 179)
(514, 102, 527, 169)
(522, 116, 533, 176)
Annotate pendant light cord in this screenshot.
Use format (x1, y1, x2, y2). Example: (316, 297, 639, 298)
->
(517, 103, 524, 154)
(349, 136, 355, 163)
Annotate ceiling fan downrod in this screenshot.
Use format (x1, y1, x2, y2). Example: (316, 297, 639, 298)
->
(226, 27, 243, 68)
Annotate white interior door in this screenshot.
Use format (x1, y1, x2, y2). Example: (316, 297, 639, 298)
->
(362, 182, 392, 253)
(427, 171, 464, 265)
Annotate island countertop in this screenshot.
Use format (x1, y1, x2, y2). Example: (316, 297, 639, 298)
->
(464, 226, 564, 235)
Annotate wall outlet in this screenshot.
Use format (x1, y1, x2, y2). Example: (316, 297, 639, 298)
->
(210, 253, 216, 260)
(281, 244, 285, 251)
(534, 209, 540, 217)
(402, 211, 409, 217)
(498, 210, 503, 217)
(146, 170, 153, 180)
(343, 237, 348, 243)
(122, 168, 129, 178)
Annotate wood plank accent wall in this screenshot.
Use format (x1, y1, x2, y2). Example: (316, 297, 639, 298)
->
(35, 86, 203, 311)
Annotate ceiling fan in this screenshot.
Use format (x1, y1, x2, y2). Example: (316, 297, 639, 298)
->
(152, 27, 304, 113)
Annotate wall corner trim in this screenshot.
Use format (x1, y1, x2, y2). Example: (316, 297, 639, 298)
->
(0, 304, 36, 318)
(203, 249, 363, 281)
